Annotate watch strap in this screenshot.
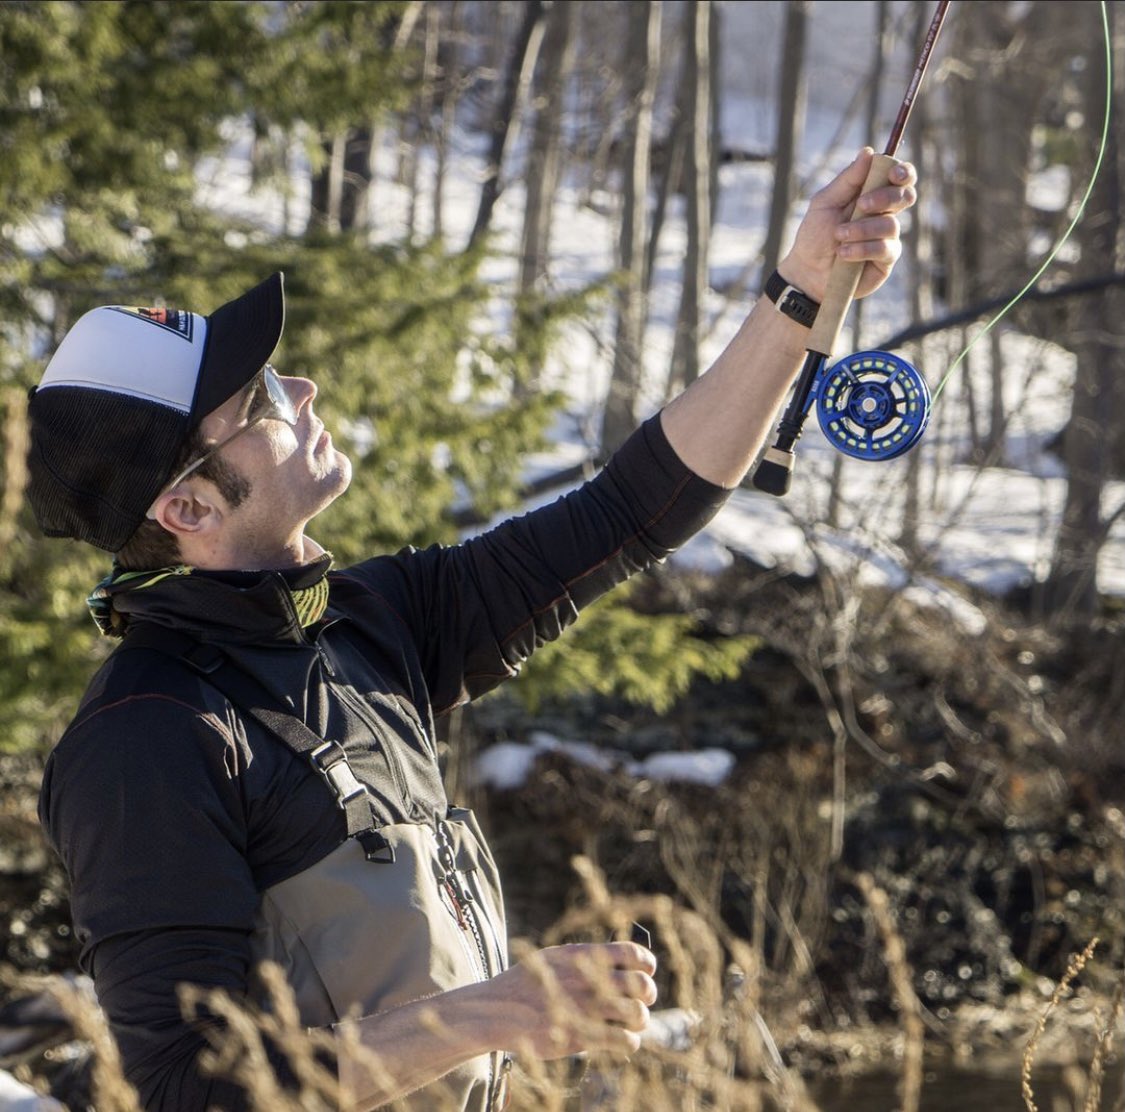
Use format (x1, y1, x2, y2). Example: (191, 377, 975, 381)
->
(764, 269, 820, 327)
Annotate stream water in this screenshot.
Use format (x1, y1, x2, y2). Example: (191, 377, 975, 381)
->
(808, 1060, 1123, 1111)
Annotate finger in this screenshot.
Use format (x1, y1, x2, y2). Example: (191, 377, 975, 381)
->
(856, 182, 917, 216)
(605, 941, 657, 974)
(603, 997, 651, 1032)
(610, 969, 659, 1008)
(808, 147, 876, 210)
(855, 158, 916, 204)
(838, 236, 903, 267)
(577, 941, 656, 976)
(889, 160, 917, 187)
(590, 1023, 644, 1057)
(835, 214, 901, 246)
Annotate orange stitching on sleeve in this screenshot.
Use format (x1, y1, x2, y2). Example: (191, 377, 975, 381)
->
(70, 693, 236, 744)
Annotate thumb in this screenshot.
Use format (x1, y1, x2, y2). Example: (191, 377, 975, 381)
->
(811, 147, 875, 209)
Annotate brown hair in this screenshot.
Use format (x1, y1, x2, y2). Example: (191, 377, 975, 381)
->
(114, 426, 252, 570)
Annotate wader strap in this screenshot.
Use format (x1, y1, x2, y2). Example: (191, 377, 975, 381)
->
(118, 625, 395, 863)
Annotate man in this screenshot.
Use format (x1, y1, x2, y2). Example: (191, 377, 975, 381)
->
(30, 148, 916, 1111)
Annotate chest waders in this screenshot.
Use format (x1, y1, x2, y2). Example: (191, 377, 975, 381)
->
(120, 627, 512, 1111)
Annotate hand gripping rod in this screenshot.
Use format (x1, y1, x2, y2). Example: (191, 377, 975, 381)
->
(752, 0, 951, 496)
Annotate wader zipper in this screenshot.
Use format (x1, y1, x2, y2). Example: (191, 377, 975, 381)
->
(435, 820, 503, 1108)
(465, 867, 506, 979)
(465, 865, 513, 1110)
(435, 822, 488, 971)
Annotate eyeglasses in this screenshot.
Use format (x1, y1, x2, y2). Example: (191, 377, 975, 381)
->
(149, 365, 299, 511)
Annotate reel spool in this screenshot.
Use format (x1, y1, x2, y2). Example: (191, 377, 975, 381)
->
(812, 349, 931, 462)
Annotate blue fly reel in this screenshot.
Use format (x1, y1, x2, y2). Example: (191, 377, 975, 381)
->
(810, 350, 931, 461)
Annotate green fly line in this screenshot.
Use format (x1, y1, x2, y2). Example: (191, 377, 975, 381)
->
(931, 0, 1113, 403)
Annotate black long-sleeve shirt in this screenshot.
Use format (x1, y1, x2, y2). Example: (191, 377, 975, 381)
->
(39, 417, 730, 1110)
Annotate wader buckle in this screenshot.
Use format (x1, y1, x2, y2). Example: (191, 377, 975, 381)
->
(309, 740, 367, 808)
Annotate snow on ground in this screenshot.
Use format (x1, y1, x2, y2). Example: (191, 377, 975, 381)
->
(474, 731, 737, 791)
(0, 1068, 65, 1111)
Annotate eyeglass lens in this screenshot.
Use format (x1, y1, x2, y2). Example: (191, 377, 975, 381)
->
(261, 365, 299, 425)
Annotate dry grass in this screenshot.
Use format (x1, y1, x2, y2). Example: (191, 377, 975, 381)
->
(854, 872, 923, 1112)
(0, 965, 141, 1112)
(1082, 957, 1125, 1112)
(6, 864, 1123, 1112)
(1020, 937, 1125, 1112)
(4, 859, 816, 1112)
(179, 964, 342, 1111)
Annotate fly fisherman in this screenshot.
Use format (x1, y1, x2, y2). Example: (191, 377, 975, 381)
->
(30, 149, 916, 1112)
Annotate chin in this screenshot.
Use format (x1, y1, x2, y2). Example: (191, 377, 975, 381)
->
(316, 453, 352, 511)
(333, 449, 354, 491)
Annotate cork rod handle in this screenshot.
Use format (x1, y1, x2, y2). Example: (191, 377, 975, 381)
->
(806, 152, 899, 357)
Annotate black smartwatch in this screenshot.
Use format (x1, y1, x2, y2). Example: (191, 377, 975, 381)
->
(763, 269, 820, 327)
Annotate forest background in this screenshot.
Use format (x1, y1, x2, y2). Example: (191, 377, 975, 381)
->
(1, 1, 1124, 1109)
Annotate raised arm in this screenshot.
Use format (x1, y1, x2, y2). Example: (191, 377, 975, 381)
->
(660, 148, 917, 488)
(331, 149, 919, 1110)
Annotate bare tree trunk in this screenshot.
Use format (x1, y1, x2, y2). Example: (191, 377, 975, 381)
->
(949, 2, 1044, 463)
(570, 3, 624, 206)
(637, 4, 722, 311)
(760, 0, 810, 284)
(644, 1, 692, 301)
(518, 0, 577, 296)
(668, 0, 713, 395)
(395, 2, 440, 241)
(340, 125, 378, 231)
(392, 0, 439, 243)
(311, 2, 423, 236)
(644, 92, 685, 298)
(467, 0, 549, 250)
(979, 8, 1035, 461)
(947, 9, 984, 464)
(708, 2, 722, 238)
(584, 90, 622, 204)
(309, 130, 346, 232)
(599, 0, 661, 457)
(433, 0, 463, 242)
(1045, 3, 1124, 620)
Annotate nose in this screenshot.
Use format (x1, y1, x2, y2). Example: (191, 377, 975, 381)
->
(284, 374, 318, 417)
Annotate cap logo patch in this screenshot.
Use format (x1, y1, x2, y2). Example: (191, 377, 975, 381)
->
(108, 305, 194, 341)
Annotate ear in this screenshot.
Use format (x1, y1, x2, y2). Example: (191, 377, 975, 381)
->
(147, 481, 226, 541)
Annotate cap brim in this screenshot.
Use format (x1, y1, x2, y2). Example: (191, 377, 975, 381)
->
(192, 271, 285, 421)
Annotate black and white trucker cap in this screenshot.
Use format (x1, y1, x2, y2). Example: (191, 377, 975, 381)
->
(27, 272, 285, 552)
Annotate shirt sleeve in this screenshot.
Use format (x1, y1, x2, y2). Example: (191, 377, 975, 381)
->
(39, 693, 321, 1110)
(93, 928, 261, 1111)
(342, 415, 731, 714)
(40, 694, 257, 948)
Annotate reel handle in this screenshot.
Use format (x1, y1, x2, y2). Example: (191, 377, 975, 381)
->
(806, 153, 900, 358)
